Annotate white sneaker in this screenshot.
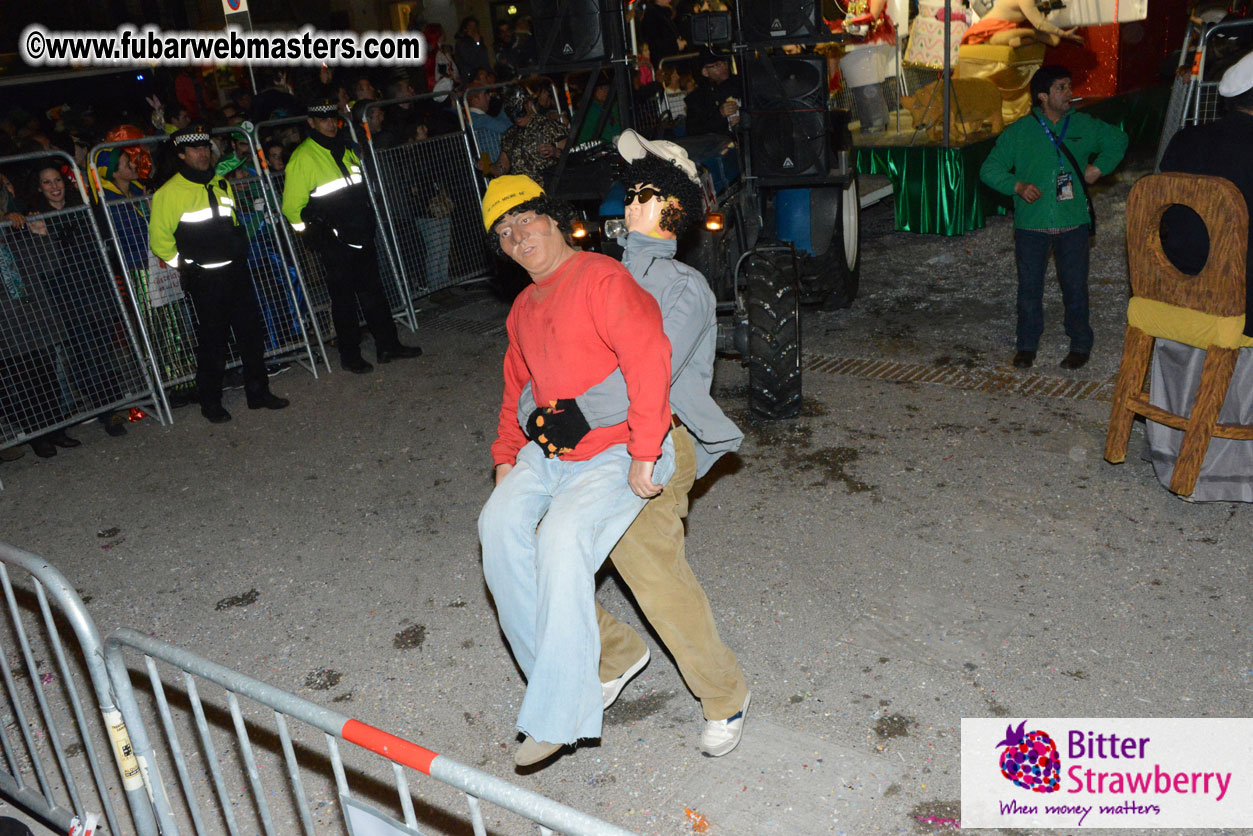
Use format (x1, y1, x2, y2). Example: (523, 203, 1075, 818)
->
(601, 648, 650, 710)
(701, 691, 750, 757)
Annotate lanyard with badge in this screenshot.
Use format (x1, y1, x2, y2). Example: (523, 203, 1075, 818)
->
(1035, 112, 1075, 201)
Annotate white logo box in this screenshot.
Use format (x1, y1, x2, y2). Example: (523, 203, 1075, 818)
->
(961, 718, 1253, 829)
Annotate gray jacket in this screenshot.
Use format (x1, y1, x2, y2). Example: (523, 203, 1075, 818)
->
(519, 232, 742, 477)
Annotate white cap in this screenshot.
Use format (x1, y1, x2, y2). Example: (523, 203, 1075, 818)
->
(1218, 49, 1253, 98)
(616, 129, 699, 184)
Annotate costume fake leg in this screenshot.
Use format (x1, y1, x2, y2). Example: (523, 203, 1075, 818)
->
(597, 427, 749, 721)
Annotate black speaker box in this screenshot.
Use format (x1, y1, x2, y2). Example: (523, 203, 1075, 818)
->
(690, 12, 732, 44)
(741, 0, 824, 43)
(531, 0, 607, 65)
(745, 54, 830, 177)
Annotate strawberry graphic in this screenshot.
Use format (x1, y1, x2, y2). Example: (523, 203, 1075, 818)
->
(995, 720, 1061, 793)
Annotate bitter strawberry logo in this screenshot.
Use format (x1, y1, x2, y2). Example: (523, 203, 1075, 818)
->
(996, 720, 1061, 793)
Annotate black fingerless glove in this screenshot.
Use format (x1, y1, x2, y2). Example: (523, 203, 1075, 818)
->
(525, 398, 592, 458)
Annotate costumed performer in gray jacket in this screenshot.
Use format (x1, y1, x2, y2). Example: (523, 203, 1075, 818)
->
(518, 129, 750, 757)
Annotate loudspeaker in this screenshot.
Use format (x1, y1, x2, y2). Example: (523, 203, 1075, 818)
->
(531, 0, 606, 65)
(745, 55, 830, 178)
(741, 0, 824, 42)
(690, 12, 732, 44)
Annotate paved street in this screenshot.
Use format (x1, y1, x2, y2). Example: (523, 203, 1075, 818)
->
(0, 152, 1249, 836)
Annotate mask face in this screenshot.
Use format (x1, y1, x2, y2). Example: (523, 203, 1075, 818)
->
(624, 183, 674, 238)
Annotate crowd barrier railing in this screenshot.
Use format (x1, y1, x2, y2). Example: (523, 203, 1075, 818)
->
(1157, 18, 1253, 168)
(358, 94, 492, 299)
(0, 151, 165, 450)
(0, 542, 643, 836)
(88, 130, 324, 420)
(0, 542, 157, 836)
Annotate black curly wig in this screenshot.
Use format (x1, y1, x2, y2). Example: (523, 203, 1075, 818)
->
(620, 154, 702, 236)
(487, 194, 579, 258)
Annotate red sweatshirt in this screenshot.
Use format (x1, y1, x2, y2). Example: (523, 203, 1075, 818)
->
(491, 251, 671, 466)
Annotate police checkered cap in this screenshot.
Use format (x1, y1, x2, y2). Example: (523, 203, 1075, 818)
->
(307, 100, 340, 117)
(172, 126, 211, 147)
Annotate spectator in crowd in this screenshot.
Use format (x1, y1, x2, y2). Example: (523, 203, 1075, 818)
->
(282, 101, 422, 373)
(575, 74, 623, 145)
(498, 87, 567, 183)
(262, 139, 289, 173)
(149, 126, 289, 422)
(1, 210, 72, 459)
(1144, 49, 1253, 501)
(512, 17, 538, 69)
(683, 47, 739, 136)
(455, 17, 493, 84)
(494, 21, 522, 81)
(638, 0, 686, 66)
(350, 72, 379, 105)
(252, 70, 303, 121)
(517, 130, 750, 757)
(424, 23, 461, 97)
(980, 65, 1127, 370)
(521, 76, 561, 120)
(477, 174, 675, 767)
(95, 147, 150, 286)
(466, 82, 512, 173)
(25, 161, 129, 440)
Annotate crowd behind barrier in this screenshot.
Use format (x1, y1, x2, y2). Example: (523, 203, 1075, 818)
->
(0, 150, 162, 462)
(0, 82, 509, 455)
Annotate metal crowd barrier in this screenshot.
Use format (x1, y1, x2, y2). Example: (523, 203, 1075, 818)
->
(89, 129, 324, 421)
(1156, 18, 1253, 168)
(0, 151, 165, 451)
(0, 543, 642, 836)
(257, 115, 417, 336)
(358, 94, 492, 298)
(0, 542, 156, 836)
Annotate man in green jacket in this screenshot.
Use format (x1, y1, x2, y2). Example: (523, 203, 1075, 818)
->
(283, 100, 421, 373)
(149, 125, 289, 423)
(980, 65, 1128, 370)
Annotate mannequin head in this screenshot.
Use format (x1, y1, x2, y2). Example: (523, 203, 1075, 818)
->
(621, 154, 702, 238)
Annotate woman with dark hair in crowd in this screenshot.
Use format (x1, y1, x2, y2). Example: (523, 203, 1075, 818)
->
(24, 160, 131, 443)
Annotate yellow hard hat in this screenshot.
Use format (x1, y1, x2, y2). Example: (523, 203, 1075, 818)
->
(481, 174, 545, 231)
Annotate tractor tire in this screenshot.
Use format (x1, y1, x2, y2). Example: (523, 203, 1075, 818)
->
(746, 255, 801, 420)
(823, 174, 862, 310)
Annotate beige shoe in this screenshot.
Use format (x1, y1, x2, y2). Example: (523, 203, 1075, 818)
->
(514, 735, 563, 767)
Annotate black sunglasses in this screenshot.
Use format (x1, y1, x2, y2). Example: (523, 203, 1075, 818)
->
(623, 186, 660, 205)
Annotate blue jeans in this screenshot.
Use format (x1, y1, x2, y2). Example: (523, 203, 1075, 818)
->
(1014, 226, 1093, 354)
(478, 436, 676, 744)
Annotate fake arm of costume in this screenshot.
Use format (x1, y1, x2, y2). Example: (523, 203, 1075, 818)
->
(589, 267, 672, 461)
(281, 148, 315, 230)
(979, 123, 1026, 197)
(491, 320, 534, 467)
(147, 186, 180, 265)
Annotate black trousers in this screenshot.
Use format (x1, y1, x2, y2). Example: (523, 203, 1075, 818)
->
(181, 262, 268, 408)
(318, 238, 399, 361)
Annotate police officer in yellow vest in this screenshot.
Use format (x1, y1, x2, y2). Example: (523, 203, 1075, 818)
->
(283, 100, 422, 373)
(149, 125, 289, 423)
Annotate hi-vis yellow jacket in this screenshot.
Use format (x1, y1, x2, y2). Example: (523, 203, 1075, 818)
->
(149, 173, 247, 269)
(281, 138, 375, 245)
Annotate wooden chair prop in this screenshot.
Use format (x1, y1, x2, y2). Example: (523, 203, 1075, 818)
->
(1104, 172, 1253, 496)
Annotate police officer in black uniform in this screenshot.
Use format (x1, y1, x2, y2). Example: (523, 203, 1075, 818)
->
(283, 100, 422, 373)
(149, 125, 289, 423)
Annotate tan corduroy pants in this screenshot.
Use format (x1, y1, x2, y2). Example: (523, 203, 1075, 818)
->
(596, 425, 748, 721)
